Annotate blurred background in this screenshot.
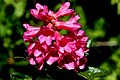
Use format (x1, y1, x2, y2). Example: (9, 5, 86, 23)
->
(0, 0, 120, 80)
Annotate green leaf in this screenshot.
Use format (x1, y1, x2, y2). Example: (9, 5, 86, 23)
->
(111, 0, 118, 5)
(75, 6, 87, 27)
(117, 2, 120, 15)
(13, 0, 27, 18)
(14, 56, 29, 66)
(78, 67, 109, 80)
(10, 72, 32, 80)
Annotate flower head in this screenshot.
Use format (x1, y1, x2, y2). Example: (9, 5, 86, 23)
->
(23, 2, 89, 71)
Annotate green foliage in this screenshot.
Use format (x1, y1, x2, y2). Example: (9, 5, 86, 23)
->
(92, 18, 106, 38)
(10, 66, 109, 80)
(78, 67, 109, 80)
(111, 0, 120, 15)
(10, 72, 32, 80)
(75, 6, 87, 27)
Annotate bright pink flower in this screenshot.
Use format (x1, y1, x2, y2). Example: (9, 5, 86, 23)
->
(55, 15, 81, 31)
(54, 2, 75, 19)
(23, 24, 40, 42)
(30, 2, 75, 27)
(23, 23, 55, 45)
(23, 2, 89, 71)
(37, 26, 55, 46)
(46, 46, 60, 65)
(58, 54, 76, 70)
(30, 3, 50, 20)
(27, 41, 45, 70)
(55, 30, 89, 70)
(58, 52, 87, 70)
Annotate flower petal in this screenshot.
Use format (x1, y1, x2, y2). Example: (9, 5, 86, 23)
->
(54, 2, 75, 18)
(23, 24, 40, 42)
(64, 62, 75, 70)
(29, 58, 36, 65)
(35, 57, 44, 70)
(34, 50, 42, 57)
(55, 16, 81, 31)
(75, 48, 84, 57)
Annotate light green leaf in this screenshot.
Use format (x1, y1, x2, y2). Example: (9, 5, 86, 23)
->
(117, 2, 120, 15)
(78, 67, 109, 80)
(13, 0, 26, 18)
(75, 6, 87, 27)
(111, 0, 118, 5)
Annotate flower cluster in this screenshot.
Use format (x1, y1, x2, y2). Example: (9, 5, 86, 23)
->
(23, 2, 89, 71)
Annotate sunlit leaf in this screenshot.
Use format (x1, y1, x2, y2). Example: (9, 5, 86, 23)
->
(78, 67, 109, 80)
(13, 0, 26, 18)
(117, 2, 120, 15)
(14, 56, 29, 66)
(111, 0, 120, 15)
(75, 6, 87, 27)
(111, 0, 118, 5)
(54, 3, 61, 12)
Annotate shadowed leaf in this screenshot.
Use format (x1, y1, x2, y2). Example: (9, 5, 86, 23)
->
(10, 72, 32, 80)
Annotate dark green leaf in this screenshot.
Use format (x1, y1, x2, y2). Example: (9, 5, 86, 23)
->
(10, 72, 32, 80)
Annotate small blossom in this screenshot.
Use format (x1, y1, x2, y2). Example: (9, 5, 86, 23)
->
(23, 24, 40, 42)
(46, 46, 60, 65)
(58, 54, 76, 70)
(30, 3, 49, 20)
(55, 15, 81, 31)
(37, 26, 55, 46)
(54, 2, 75, 19)
(27, 41, 45, 70)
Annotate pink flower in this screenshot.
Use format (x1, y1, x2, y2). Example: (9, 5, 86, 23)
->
(55, 30, 89, 70)
(30, 3, 50, 21)
(53, 2, 75, 19)
(55, 15, 81, 31)
(58, 54, 76, 70)
(23, 23, 55, 45)
(58, 52, 87, 71)
(46, 46, 60, 65)
(30, 2, 75, 27)
(37, 26, 55, 46)
(30, 3, 54, 24)
(23, 24, 40, 42)
(23, 2, 89, 71)
(27, 41, 45, 70)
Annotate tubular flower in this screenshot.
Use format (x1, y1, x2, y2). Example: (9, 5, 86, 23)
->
(53, 2, 75, 19)
(23, 2, 89, 71)
(55, 15, 81, 31)
(23, 24, 40, 42)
